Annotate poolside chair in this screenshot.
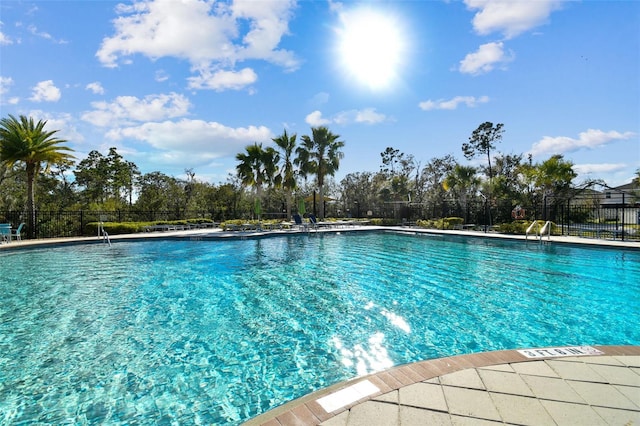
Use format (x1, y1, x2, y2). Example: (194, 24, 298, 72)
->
(0, 223, 10, 243)
(308, 214, 318, 229)
(11, 223, 25, 241)
(292, 214, 308, 231)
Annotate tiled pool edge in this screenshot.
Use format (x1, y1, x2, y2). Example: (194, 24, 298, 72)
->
(243, 345, 640, 425)
(1, 225, 639, 252)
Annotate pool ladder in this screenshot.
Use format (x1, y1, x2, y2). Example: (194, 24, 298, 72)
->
(526, 220, 552, 243)
(98, 220, 112, 247)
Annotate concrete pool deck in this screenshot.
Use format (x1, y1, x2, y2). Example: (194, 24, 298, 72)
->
(245, 345, 640, 426)
(2, 226, 639, 425)
(1, 224, 639, 250)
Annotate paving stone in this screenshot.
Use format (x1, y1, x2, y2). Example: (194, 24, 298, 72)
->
(511, 361, 560, 378)
(346, 401, 398, 426)
(398, 382, 447, 411)
(539, 400, 606, 426)
(614, 355, 640, 368)
(320, 410, 349, 426)
(399, 405, 452, 425)
(478, 364, 513, 373)
(477, 369, 534, 396)
(592, 406, 640, 425)
(587, 364, 640, 386)
(450, 415, 503, 425)
(442, 386, 501, 421)
(581, 356, 624, 366)
(520, 374, 585, 404)
(614, 384, 640, 409)
(490, 392, 555, 425)
(547, 360, 607, 382)
(567, 381, 638, 410)
(372, 390, 398, 404)
(439, 369, 485, 390)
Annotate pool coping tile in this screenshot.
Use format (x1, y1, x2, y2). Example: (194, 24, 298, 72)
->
(244, 346, 640, 426)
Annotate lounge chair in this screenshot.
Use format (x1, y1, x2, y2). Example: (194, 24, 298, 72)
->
(11, 223, 24, 241)
(292, 214, 308, 231)
(0, 223, 10, 243)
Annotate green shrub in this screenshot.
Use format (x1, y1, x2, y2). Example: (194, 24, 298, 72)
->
(497, 220, 559, 235)
(416, 217, 463, 230)
(85, 218, 217, 235)
(369, 218, 396, 226)
(85, 221, 148, 235)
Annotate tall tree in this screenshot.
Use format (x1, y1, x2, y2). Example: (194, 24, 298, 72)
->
(380, 147, 401, 176)
(135, 171, 183, 213)
(0, 115, 74, 237)
(534, 154, 577, 198)
(74, 150, 109, 205)
(295, 126, 344, 219)
(106, 147, 140, 206)
(340, 171, 376, 217)
(273, 129, 298, 219)
(443, 164, 480, 221)
(236, 143, 279, 218)
(462, 122, 504, 183)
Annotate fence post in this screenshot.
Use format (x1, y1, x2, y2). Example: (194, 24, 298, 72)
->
(622, 193, 625, 241)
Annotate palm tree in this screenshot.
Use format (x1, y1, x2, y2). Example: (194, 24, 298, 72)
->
(273, 129, 298, 219)
(443, 164, 479, 222)
(0, 114, 74, 238)
(236, 143, 279, 218)
(295, 126, 344, 219)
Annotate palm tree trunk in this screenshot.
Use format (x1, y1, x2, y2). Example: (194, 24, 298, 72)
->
(285, 192, 292, 219)
(318, 184, 325, 219)
(26, 163, 36, 239)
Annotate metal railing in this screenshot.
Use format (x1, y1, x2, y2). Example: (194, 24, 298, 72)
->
(1, 201, 638, 241)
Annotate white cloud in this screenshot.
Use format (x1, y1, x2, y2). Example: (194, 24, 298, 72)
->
(310, 92, 330, 107)
(85, 82, 105, 95)
(27, 110, 84, 143)
(306, 108, 389, 126)
(29, 80, 61, 102)
(105, 119, 273, 166)
(338, 108, 389, 125)
(0, 21, 13, 45)
(465, 0, 562, 39)
(529, 129, 636, 157)
(355, 108, 387, 124)
(574, 163, 628, 175)
(459, 41, 513, 75)
(27, 24, 67, 44)
(81, 92, 191, 126)
(230, 0, 298, 69)
(305, 110, 331, 126)
(0, 76, 13, 95)
(96, 0, 298, 90)
(187, 67, 258, 91)
(0, 32, 12, 45)
(155, 70, 170, 82)
(419, 95, 489, 110)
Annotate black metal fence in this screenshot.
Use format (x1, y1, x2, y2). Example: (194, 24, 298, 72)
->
(0, 210, 212, 239)
(2, 200, 638, 241)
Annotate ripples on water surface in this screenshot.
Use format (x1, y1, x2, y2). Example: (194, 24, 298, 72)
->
(1, 232, 639, 424)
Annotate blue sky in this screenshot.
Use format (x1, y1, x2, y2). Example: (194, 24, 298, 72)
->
(1, 0, 638, 187)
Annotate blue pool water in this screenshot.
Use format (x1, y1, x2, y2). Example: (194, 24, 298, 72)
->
(1, 232, 639, 424)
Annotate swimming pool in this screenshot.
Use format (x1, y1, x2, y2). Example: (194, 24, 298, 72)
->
(1, 232, 638, 424)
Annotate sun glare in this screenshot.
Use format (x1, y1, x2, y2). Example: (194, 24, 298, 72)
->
(337, 8, 406, 90)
